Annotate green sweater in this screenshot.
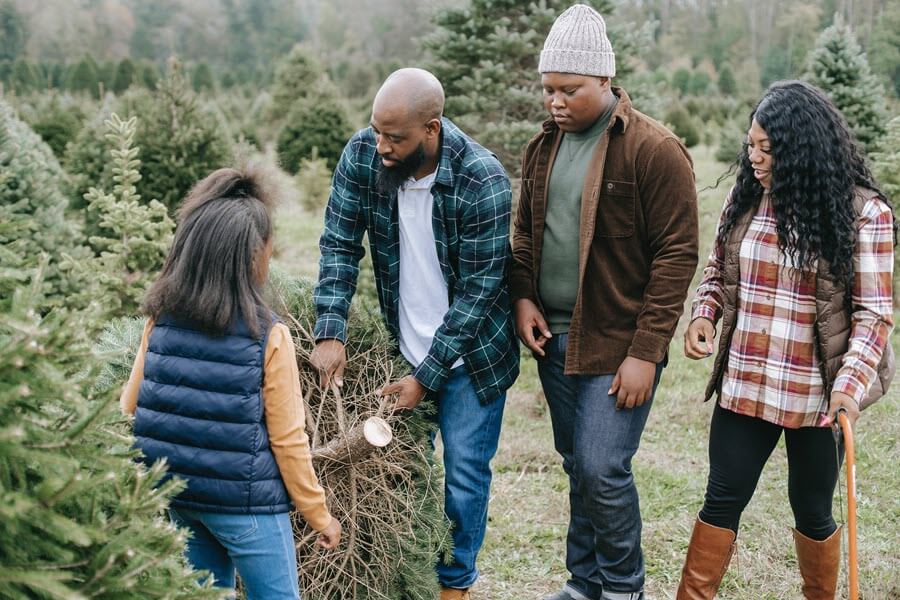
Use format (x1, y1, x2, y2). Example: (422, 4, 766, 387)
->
(539, 99, 617, 333)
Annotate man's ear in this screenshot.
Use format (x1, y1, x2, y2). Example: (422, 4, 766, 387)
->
(425, 118, 442, 138)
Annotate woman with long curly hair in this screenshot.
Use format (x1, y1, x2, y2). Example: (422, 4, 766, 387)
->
(675, 80, 895, 600)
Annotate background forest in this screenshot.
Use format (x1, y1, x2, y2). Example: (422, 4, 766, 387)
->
(1, 0, 898, 598)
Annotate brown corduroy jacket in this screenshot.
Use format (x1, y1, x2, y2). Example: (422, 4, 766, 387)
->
(510, 87, 699, 374)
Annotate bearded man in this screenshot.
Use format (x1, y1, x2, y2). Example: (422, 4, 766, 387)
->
(309, 68, 519, 600)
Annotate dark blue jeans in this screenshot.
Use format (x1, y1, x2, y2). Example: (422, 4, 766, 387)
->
(427, 365, 506, 589)
(538, 333, 662, 599)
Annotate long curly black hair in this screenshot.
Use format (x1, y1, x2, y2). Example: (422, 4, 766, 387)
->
(717, 80, 895, 287)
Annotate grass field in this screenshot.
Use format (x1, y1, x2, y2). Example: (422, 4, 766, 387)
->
(272, 145, 900, 600)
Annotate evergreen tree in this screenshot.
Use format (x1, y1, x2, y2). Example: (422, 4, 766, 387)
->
(716, 118, 747, 164)
(277, 85, 352, 173)
(269, 44, 323, 120)
(67, 55, 100, 98)
(26, 94, 85, 158)
(761, 45, 791, 87)
(804, 14, 888, 151)
(0, 100, 89, 309)
(663, 104, 700, 147)
(65, 100, 121, 213)
(867, 1, 900, 97)
(129, 2, 172, 63)
(97, 59, 116, 93)
(112, 58, 137, 94)
(9, 58, 36, 92)
(671, 68, 691, 95)
(139, 61, 160, 90)
(0, 0, 26, 62)
(687, 70, 711, 95)
(0, 264, 224, 599)
(79, 113, 174, 317)
(0, 60, 11, 88)
(48, 62, 65, 88)
(425, 0, 636, 172)
(294, 153, 333, 212)
(130, 58, 232, 212)
(67, 62, 231, 216)
(191, 61, 215, 92)
(871, 116, 900, 203)
(717, 65, 737, 96)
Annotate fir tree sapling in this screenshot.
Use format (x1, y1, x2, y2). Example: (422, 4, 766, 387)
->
(0, 264, 223, 600)
(804, 14, 888, 151)
(78, 113, 174, 317)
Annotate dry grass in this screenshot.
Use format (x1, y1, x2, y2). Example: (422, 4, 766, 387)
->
(273, 145, 900, 600)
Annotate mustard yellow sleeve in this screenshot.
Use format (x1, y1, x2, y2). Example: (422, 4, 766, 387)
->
(264, 323, 334, 532)
(120, 319, 154, 416)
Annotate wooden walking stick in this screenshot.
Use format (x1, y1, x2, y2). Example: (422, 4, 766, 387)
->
(836, 407, 859, 600)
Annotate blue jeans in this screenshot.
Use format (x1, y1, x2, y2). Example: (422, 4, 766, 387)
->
(168, 508, 299, 599)
(427, 365, 506, 589)
(538, 333, 662, 599)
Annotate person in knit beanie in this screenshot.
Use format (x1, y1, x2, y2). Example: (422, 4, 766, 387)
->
(510, 5, 699, 600)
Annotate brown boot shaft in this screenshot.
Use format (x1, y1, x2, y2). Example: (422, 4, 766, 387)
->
(793, 527, 841, 600)
(676, 517, 736, 600)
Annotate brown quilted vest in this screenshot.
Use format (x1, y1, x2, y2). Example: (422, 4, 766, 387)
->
(705, 187, 894, 409)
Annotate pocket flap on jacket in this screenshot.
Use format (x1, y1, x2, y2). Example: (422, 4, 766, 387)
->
(600, 179, 636, 197)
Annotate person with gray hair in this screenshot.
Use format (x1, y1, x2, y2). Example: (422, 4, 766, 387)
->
(511, 5, 699, 600)
(310, 68, 520, 600)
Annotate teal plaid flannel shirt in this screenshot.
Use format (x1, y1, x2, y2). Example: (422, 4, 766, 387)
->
(313, 118, 519, 403)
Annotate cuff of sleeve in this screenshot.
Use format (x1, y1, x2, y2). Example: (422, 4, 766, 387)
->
(627, 329, 669, 364)
(314, 315, 348, 344)
(832, 373, 867, 406)
(691, 304, 719, 324)
(412, 354, 451, 392)
(299, 504, 334, 533)
(509, 272, 536, 304)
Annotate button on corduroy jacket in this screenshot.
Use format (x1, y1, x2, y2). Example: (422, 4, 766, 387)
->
(510, 87, 699, 374)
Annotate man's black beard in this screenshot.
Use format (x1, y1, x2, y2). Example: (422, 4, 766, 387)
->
(375, 143, 427, 196)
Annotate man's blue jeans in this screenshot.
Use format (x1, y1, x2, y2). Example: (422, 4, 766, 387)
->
(428, 365, 506, 589)
(537, 333, 662, 599)
(169, 508, 299, 599)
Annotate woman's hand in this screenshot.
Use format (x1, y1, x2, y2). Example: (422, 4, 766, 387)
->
(317, 517, 342, 550)
(684, 317, 716, 360)
(827, 391, 859, 430)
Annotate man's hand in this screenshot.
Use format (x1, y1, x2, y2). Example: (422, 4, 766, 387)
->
(514, 298, 552, 357)
(827, 390, 859, 430)
(609, 356, 657, 410)
(378, 375, 428, 412)
(309, 339, 347, 389)
(317, 517, 342, 550)
(684, 317, 716, 360)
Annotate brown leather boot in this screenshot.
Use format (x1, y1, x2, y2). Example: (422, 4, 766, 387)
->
(440, 586, 470, 600)
(793, 527, 841, 599)
(676, 517, 736, 599)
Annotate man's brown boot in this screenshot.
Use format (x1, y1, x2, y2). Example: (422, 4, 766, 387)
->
(440, 586, 470, 600)
(676, 517, 736, 599)
(793, 527, 841, 600)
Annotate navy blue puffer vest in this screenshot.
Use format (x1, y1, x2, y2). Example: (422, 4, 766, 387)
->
(133, 313, 292, 514)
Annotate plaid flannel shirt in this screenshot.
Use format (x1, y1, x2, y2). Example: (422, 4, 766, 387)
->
(314, 118, 519, 403)
(692, 193, 894, 427)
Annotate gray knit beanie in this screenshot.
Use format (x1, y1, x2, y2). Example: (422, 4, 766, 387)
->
(539, 4, 616, 78)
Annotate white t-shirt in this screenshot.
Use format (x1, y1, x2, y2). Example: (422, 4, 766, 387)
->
(397, 172, 463, 369)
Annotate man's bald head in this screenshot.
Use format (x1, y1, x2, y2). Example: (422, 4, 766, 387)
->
(373, 68, 445, 123)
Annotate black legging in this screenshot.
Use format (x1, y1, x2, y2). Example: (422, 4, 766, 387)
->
(699, 403, 844, 541)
